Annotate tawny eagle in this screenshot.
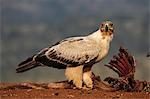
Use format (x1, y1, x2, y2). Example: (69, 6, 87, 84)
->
(16, 21, 114, 89)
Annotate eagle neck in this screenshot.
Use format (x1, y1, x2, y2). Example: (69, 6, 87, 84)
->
(87, 29, 113, 49)
(87, 29, 103, 43)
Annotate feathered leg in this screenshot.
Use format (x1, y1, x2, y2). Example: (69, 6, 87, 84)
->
(83, 66, 93, 89)
(65, 65, 83, 89)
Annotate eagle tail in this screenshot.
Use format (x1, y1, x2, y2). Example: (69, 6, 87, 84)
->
(16, 56, 39, 73)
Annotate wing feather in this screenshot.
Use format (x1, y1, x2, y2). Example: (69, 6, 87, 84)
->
(44, 37, 100, 67)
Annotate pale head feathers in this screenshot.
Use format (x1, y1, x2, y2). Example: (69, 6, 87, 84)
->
(88, 21, 114, 43)
(99, 21, 114, 42)
(100, 21, 114, 37)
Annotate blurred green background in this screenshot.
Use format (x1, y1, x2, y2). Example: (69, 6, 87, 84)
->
(1, 0, 150, 82)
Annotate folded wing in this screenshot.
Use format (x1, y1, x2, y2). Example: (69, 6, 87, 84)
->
(35, 37, 100, 68)
(17, 37, 101, 72)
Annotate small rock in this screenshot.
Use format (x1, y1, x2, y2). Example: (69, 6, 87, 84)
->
(146, 92, 149, 95)
(27, 89, 32, 92)
(67, 94, 74, 98)
(52, 92, 59, 96)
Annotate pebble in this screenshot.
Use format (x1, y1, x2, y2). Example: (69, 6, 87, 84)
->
(27, 89, 32, 92)
(52, 92, 59, 96)
(67, 94, 74, 98)
(120, 93, 123, 96)
(146, 92, 149, 95)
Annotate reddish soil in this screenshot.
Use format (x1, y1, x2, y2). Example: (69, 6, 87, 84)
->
(0, 83, 149, 99)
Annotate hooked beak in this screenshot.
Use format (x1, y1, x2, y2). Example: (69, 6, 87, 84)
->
(105, 25, 108, 32)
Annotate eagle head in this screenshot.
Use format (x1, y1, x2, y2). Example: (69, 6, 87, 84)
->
(100, 21, 114, 36)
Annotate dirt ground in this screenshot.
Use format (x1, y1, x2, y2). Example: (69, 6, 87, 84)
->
(1, 48, 149, 98)
(0, 83, 149, 99)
